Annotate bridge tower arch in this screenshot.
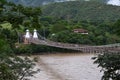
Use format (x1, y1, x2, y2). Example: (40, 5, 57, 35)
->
(24, 29, 31, 44)
(33, 29, 38, 39)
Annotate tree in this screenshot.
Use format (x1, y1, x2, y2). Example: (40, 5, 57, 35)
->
(0, 1, 40, 79)
(50, 23, 67, 33)
(112, 19, 120, 36)
(92, 52, 120, 80)
(0, 39, 39, 80)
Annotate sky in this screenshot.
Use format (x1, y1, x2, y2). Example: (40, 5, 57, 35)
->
(107, 0, 120, 6)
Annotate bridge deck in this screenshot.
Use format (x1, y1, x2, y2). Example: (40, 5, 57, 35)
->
(30, 39, 120, 53)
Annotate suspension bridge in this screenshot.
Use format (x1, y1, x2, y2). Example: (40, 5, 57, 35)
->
(23, 29, 120, 53)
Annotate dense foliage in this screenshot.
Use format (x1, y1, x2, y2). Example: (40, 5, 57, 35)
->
(0, 37, 39, 80)
(40, 17, 120, 45)
(0, 0, 120, 79)
(0, 0, 120, 52)
(0, 0, 39, 79)
(40, 1, 120, 45)
(93, 52, 120, 80)
(42, 1, 120, 22)
(7, 0, 108, 6)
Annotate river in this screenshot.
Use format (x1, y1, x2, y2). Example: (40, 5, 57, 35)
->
(29, 53, 103, 80)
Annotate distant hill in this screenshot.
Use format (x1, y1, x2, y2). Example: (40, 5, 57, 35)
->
(7, 0, 120, 6)
(6, 0, 120, 22)
(7, 0, 108, 6)
(41, 1, 120, 22)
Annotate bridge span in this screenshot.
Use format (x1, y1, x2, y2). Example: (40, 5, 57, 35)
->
(30, 38, 120, 54)
(24, 29, 120, 53)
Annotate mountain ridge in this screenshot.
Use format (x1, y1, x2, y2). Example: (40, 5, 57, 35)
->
(7, 0, 109, 6)
(41, 1, 120, 22)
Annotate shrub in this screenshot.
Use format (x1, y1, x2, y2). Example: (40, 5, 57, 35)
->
(92, 52, 120, 80)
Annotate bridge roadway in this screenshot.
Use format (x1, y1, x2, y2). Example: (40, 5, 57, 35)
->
(30, 39, 120, 53)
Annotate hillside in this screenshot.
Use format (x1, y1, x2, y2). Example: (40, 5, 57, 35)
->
(7, 0, 108, 6)
(41, 1, 120, 22)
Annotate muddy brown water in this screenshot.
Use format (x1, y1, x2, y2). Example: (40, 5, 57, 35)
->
(29, 53, 103, 80)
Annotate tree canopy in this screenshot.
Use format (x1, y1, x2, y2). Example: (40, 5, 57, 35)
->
(0, 0, 40, 79)
(92, 52, 120, 80)
(42, 1, 120, 22)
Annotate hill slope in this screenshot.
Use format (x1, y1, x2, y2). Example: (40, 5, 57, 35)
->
(41, 1, 120, 22)
(7, 0, 108, 6)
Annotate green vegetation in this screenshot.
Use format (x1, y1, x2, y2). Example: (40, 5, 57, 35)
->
(42, 1, 120, 22)
(0, 38, 39, 80)
(40, 18, 120, 45)
(40, 1, 120, 45)
(0, 0, 120, 51)
(0, 0, 120, 79)
(7, 0, 51, 6)
(93, 52, 120, 80)
(7, 0, 108, 6)
(0, 0, 40, 79)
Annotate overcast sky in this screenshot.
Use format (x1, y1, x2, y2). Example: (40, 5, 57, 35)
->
(107, 0, 120, 6)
